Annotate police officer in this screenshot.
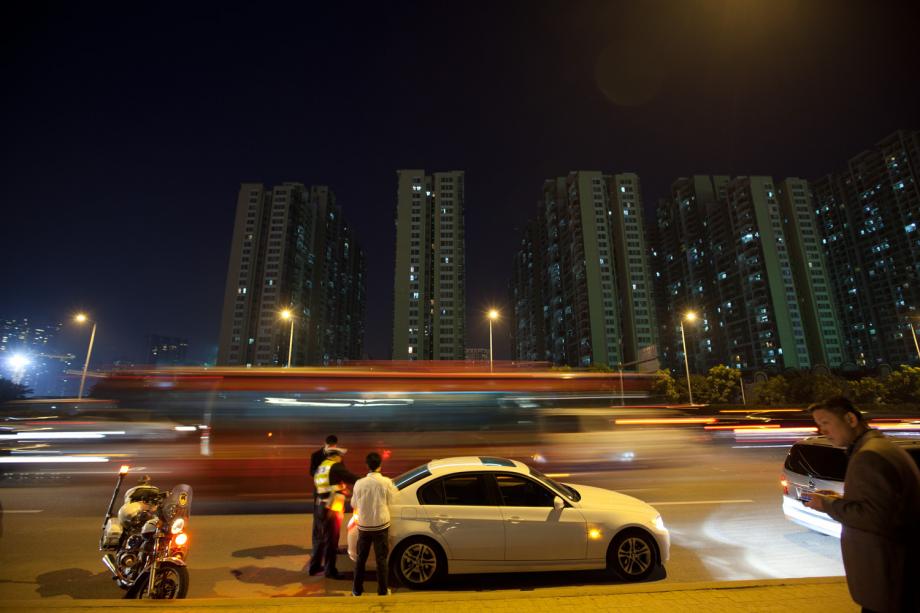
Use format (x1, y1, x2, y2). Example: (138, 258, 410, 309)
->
(310, 446, 358, 579)
(308, 434, 338, 574)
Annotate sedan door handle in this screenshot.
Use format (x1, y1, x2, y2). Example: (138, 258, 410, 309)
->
(506, 515, 522, 523)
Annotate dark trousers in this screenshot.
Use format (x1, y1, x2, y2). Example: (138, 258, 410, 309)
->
(307, 495, 324, 574)
(353, 527, 389, 596)
(314, 504, 343, 575)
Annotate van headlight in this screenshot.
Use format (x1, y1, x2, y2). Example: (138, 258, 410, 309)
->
(653, 514, 665, 531)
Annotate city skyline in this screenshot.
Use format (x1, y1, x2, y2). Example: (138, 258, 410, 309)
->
(3, 2, 919, 365)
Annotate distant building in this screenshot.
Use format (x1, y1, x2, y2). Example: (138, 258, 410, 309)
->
(511, 171, 657, 368)
(0, 318, 73, 396)
(810, 130, 920, 367)
(392, 170, 466, 360)
(217, 183, 366, 367)
(465, 347, 489, 362)
(145, 334, 189, 365)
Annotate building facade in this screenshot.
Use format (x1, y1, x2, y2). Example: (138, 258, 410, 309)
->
(217, 183, 366, 367)
(392, 170, 466, 360)
(511, 171, 657, 368)
(651, 176, 729, 374)
(652, 175, 845, 374)
(811, 130, 920, 367)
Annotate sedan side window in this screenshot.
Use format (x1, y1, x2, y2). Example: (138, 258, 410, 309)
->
(495, 474, 556, 507)
(419, 475, 492, 506)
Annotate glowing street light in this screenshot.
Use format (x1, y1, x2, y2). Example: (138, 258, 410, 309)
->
(74, 313, 97, 399)
(680, 311, 698, 405)
(6, 354, 30, 370)
(487, 309, 500, 373)
(280, 309, 294, 368)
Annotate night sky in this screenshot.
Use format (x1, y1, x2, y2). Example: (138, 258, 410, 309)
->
(3, 1, 919, 365)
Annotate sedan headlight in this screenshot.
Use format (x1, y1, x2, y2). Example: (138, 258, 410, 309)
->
(653, 514, 665, 531)
(171, 517, 186, 534)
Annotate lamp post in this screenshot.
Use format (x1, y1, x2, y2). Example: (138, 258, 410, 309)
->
(74, 313, 97, 400)
(280, 309, 294, 368)
(680, 311, 697, 405)
(487, 309, 499, 373)
(909, 318, 920, 362)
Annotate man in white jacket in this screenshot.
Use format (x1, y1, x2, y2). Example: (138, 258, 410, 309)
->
(350, 451, 398, 596)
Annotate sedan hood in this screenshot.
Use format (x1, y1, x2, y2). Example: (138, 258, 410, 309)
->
(566, 483, 656, 512)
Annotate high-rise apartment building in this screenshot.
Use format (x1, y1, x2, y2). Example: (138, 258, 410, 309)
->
(777, 178, 845, 368)
(713, 177, 811, 370)
(651, 176, 729, 373)
(510, 217, 548, 361)
(811, 130, 920, 367)
(218, 183, 366, 367)
(511, 171, 657, 368)
(392, 170, 466, 360)
(652, 175, 844, 373)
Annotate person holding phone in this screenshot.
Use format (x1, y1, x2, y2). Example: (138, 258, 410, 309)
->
(806, 397, 920, 613)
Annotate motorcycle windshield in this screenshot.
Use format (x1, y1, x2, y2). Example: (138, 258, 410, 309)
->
(159, 484, 193, 523)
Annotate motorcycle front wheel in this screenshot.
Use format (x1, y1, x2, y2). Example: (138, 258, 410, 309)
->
(125, 562, 189, 599)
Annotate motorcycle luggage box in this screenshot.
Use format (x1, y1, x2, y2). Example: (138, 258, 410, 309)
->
(102, 516, 123, 548)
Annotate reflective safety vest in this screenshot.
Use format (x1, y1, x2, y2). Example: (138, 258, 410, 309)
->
(314, 458, 343, 496)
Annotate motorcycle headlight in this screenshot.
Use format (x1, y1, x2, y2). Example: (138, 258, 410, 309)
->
(171, 517, 185, 534)
(653, 514, 665, 531)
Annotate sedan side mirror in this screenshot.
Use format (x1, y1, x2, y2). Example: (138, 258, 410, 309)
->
(553, 496, 565, 511)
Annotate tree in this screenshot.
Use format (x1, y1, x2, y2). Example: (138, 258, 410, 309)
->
(752, 376, 789, 405)
(785, 372, 848, 405)
(650, 369, 679, 403)
(704, 365, 742, 404)
(848, 377, 884, 405)
(0, 377, 32, 402)
(677, 373, 709, 403)
(881, 365, 920, 404)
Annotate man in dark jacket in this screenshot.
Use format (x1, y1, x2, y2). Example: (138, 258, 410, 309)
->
(309, 446, 358, 579)
(806, 397, 920, 613)
(307, 435, 339, 575)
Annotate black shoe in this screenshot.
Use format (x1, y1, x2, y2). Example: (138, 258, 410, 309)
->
(326, 571, 343, 580)
(307, 569, 322, 577)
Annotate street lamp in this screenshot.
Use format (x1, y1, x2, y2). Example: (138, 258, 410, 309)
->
(680, 311, 697, 405)
(74, 313, 97, 400)
(280, 309, 295, 368)
(487, 309, 499, 373)
(907, 317, 920, 362)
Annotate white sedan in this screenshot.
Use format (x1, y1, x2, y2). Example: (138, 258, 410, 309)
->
(348, 456, 669, 588)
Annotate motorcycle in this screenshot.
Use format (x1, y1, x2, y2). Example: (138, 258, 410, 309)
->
(99, 465, 192, 599)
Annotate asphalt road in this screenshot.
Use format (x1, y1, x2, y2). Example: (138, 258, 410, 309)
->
(0, 443, 843, 600)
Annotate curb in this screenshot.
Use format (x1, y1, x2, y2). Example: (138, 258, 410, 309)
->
(0, 577, 849, 611)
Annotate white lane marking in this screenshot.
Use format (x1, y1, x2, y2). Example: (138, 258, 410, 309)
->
(4, 510, 44, 514)
(647, 499, 754, 506)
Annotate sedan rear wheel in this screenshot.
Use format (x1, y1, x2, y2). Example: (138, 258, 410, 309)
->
(392, 537, 445, 589)
(608, 530, 656, 581)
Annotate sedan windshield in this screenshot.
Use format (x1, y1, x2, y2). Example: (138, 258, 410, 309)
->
(529, 466, 581, 502)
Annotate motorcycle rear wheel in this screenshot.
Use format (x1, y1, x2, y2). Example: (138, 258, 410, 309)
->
(125, 562, 189, 599)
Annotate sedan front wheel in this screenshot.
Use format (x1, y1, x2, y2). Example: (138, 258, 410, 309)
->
(608, 529, 657, 581)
